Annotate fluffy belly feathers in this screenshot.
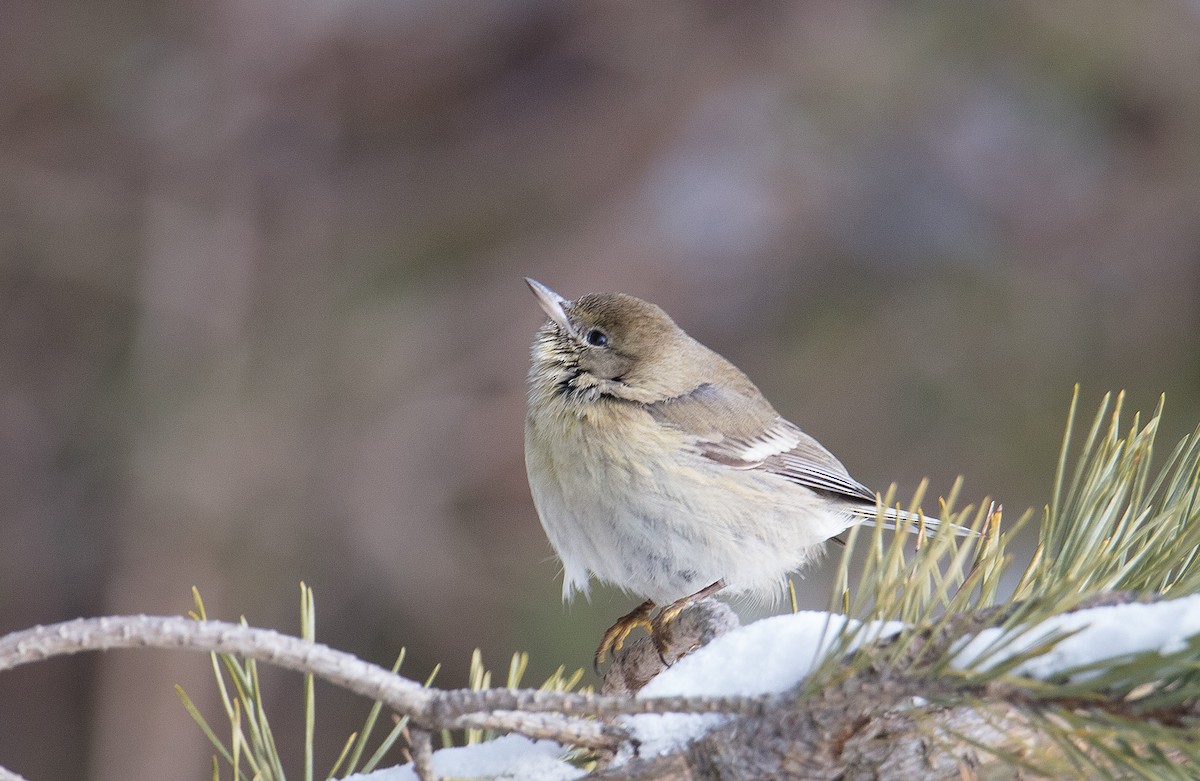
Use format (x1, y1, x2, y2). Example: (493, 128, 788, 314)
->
(525, 404, 851, 604)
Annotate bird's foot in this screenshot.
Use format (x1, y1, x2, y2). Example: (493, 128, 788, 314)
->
(594, 599, 656, 672)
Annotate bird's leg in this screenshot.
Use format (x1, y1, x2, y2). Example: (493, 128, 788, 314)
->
(594, 599, 656, 672)
(650, 579, 726, 661)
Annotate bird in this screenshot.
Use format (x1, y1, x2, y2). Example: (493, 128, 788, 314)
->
(522, 278, 947, 668)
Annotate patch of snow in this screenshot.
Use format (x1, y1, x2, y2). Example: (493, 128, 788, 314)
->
(626, 595, 1200, 758)
(953, 593, 1200, 680)
(344, 735, 583, 781)
(348, 595, 1200, 775)
(626, 611, 903, 757)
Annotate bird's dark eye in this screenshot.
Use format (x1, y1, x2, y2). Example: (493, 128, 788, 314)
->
(584, 328, 609, 347)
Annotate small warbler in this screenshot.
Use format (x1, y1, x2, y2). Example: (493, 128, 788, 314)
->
(523, 278, 946, 667)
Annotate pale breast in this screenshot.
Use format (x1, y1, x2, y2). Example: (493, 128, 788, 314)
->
(525, 399, 855, 603)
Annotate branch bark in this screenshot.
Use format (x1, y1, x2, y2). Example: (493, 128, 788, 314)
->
(0, 615, 771, 747)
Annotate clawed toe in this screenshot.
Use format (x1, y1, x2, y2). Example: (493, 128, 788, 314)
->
(594, 599, 656, 672)
(595, 581, 728, 671)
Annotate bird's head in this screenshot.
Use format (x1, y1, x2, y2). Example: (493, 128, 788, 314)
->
(525, 278, 717, 404)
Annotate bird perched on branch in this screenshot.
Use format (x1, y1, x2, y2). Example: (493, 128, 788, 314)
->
(523, 279, 947, 669)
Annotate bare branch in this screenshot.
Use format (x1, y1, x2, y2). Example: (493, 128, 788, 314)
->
(0, 614, 776, 749)
(0, 615, 436, 720)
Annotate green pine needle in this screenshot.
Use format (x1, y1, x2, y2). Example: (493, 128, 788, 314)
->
(815, 388, 1200, 779)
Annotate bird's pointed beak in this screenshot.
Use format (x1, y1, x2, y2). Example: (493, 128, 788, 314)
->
(525, 278, 576, 337)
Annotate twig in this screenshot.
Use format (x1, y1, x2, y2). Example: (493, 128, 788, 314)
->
(0, 615, 435, 720)
(0, 615, 777, 750)
(409, 728, 439, 781)
(453, 709, 623, 748)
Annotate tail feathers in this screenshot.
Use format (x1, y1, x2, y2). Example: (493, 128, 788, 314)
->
(852, 505, 978, 537)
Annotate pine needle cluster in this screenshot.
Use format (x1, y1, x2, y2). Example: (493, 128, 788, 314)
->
(809, 387, 1200, 778)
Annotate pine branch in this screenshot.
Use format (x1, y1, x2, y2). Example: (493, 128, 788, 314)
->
(0, 614, 781, 743)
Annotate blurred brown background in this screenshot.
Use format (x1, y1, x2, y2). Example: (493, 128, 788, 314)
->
(3, 1, 1200, 778)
